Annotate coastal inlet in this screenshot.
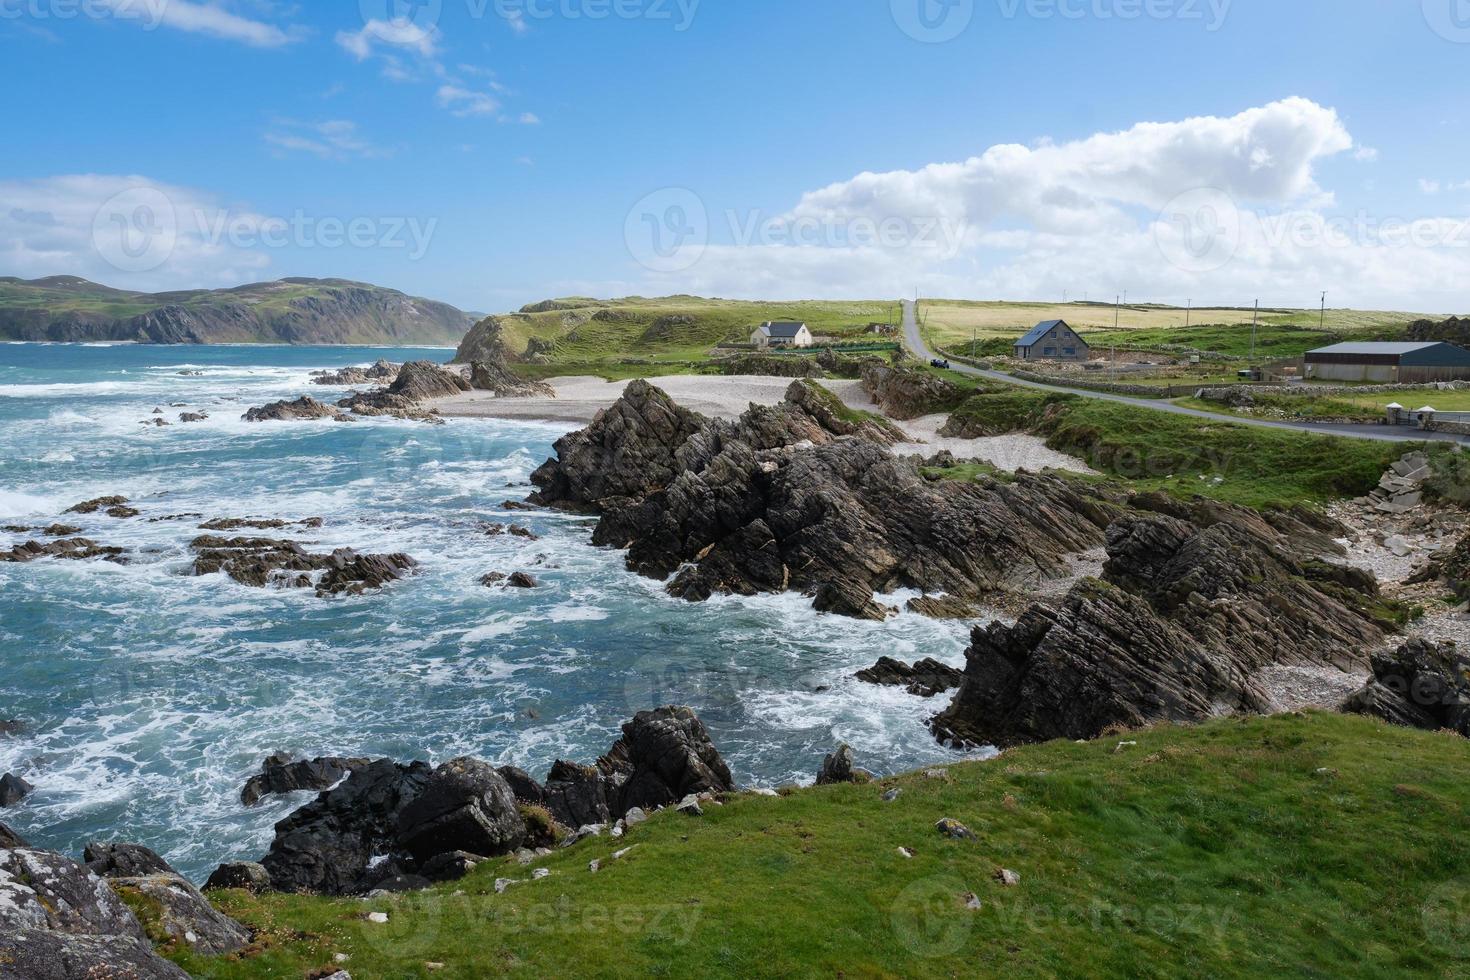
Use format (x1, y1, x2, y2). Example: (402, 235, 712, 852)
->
(0, 343, 977, 880)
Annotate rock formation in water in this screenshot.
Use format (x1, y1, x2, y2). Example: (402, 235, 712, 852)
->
(190, 535, 416, 596)
(245, 707, 733, 896)
(855, 657, 965, 698)
(242, 396, 351, 423)
(528, 380, 1119, 618)
(240, 753, 373, 806)
(337, 359, 469, 419)
(930, 499, 1396, 747)
(310, 359, 400, 386)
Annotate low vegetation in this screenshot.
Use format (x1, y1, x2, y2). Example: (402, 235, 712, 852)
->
(175, 713, 1470, 978)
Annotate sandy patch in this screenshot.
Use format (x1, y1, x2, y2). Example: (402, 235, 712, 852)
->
(433, 374, 1095, 475)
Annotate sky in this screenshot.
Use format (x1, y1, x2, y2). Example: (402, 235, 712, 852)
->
(3, 0, 1470, 314)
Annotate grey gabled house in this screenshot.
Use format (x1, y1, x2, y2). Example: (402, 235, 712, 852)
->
(1014, 320, 1089, 362)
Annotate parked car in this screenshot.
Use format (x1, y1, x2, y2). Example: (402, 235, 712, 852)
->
(930, 358, 951, 369)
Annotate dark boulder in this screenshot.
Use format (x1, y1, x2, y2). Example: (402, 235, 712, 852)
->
(191, 535, 415, 597)
(855, 656, 964, 697)
(815, 744, 857, 785)
(469, 359, 555, 398)
(204, 861, 271, 893)
(1, 537, 125, 565)
(603, 706, 736, 814)
(497, 766, 546, 805)
(241, 753, 373, 806)
(65, 495, 128, 514)
(1345, 639, 1470, 735)
(104, 874, 251, 955)
(0, 772, 33, 807)
(0, 821, 27, 849)
(860, 362, 965, 419)
(83, 842, 174, 878)
(395, 758, 526, 863)
(311, 360, 400, 386)
(542, 760, 615, 830)
(261, 759, 431, 895)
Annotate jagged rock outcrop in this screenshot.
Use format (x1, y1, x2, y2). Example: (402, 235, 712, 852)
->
(855, 656, 964, 697)
(529, 381, 1117, 617)
(469, 359, 555, 398)
(1344, 639, 1470, 735)
(253, 707, 731, 895)
(338, 360, 469, 419)
(717, 353, 827, 378)
(0, 846, 191, 979)
(1363, 452, 1431, 514)
(931, 507, 1395, 747)
(0, 821, 27, 848)
(904, 594, 980, 620)
(83, 842, 173, 878)
(242, 396, 349, 423)
(311, 360, 400, 386)
(860, 362, 965, 419)
(261, 759, 433, 895)
(241, 753, 373, 806)
(190, 535, 416, 596)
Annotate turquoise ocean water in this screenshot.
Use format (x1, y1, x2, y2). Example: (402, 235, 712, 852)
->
(0, 343, 975, 879)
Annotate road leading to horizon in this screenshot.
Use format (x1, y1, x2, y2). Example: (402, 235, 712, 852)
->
(899, 300, 1467, 447)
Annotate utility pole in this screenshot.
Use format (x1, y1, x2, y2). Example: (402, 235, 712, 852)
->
(1250, 300, 1259, 366)
(1113, 294, 1121, 378)
(1320, 291, 1327, 331)
(1185, 299, 1191, 330)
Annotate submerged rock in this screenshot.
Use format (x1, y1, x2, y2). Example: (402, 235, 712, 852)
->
(855, 656, 964, 697)
(241, 753, 373, 806)
(65, 495, 129, 514)
(190, 535, 416, 597)
(242, 395, 350, 422)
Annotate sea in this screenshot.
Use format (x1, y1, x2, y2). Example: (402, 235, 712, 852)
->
(0, 343, 979, 880)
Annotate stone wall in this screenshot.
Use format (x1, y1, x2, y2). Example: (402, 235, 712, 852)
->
(1198, 380, 1470, 401)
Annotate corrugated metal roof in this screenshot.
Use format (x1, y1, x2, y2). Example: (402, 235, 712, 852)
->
(1016, 320, 1068, 347)
(1307, 342, 1439, 356)
(760, 321, 807, 338)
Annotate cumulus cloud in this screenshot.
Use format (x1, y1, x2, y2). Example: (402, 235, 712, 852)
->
(336, 18, 439, 63)
(93, 0, 302, 47)
(0, 174, 271, 292)
(620, 98, 1470, 312)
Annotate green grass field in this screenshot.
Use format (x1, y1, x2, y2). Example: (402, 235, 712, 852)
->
(918, 300, 1435, 361)
(170, 712, 1470, 978)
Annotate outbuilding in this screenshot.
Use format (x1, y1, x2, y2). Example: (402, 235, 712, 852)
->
(1303, 342, 1470, 383)
(1014, 320, 1089, 362)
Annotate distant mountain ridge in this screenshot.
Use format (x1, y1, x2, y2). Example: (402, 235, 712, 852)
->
(0, 276, 474, 345)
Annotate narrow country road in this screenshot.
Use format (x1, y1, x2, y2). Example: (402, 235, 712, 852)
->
(899, 300, 1468, 446)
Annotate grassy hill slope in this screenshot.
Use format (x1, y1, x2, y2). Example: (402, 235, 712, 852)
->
(179, 712, 1470, 978)
(0, 276, 473, 345)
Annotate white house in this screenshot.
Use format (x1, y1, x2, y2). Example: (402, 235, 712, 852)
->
(751, 321, 814, 348)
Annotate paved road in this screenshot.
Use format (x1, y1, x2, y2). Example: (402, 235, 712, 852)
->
(899, 300, 1468, 446)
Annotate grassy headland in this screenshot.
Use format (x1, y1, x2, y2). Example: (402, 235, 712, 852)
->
(175, 713, 1470, 978)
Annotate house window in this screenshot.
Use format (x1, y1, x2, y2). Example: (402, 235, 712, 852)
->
(1063, 347, 1075, 356)
(1043, 347, 1056, 356)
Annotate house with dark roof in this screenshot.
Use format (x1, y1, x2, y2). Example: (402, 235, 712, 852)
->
(1014, 320, 1089, 362)
(1304, 341, 1470, 383)
(752, 321, 814, 349)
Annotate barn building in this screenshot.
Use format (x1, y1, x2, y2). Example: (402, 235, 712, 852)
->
(1303, 342, 1470, 383)
(1014, 320, 1090, 362)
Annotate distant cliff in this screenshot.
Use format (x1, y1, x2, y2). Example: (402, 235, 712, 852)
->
(0, 276, 473, 345)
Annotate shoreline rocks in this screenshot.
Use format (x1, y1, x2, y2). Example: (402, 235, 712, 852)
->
(190, 535, 417, 597)
(241, 753, 373, 807)
(931, 503, 1396, 748)
(855, 657, 964, 698)
(311, 360, 400, 386)
(528, 380, 1119, 618)
(1344, 639, 1470, 735)
(243, 395, 350, 423)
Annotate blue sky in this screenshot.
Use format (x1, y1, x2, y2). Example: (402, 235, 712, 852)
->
(3, 0, 1470, 312)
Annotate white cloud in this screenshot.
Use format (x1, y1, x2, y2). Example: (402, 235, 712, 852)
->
(0, 174, 271, 292)
(93, 0, 301, 47)
(1354, 146, 1379, 163)
(336, 18, 439, 62)
(1420, 179, 1442, 195)
(263, 119, 389, 160)
(437, 85, 501, 117)
(619, 99, 1470, 312)
(517, 112, 541, 125)
(504, 9, 530, 34)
